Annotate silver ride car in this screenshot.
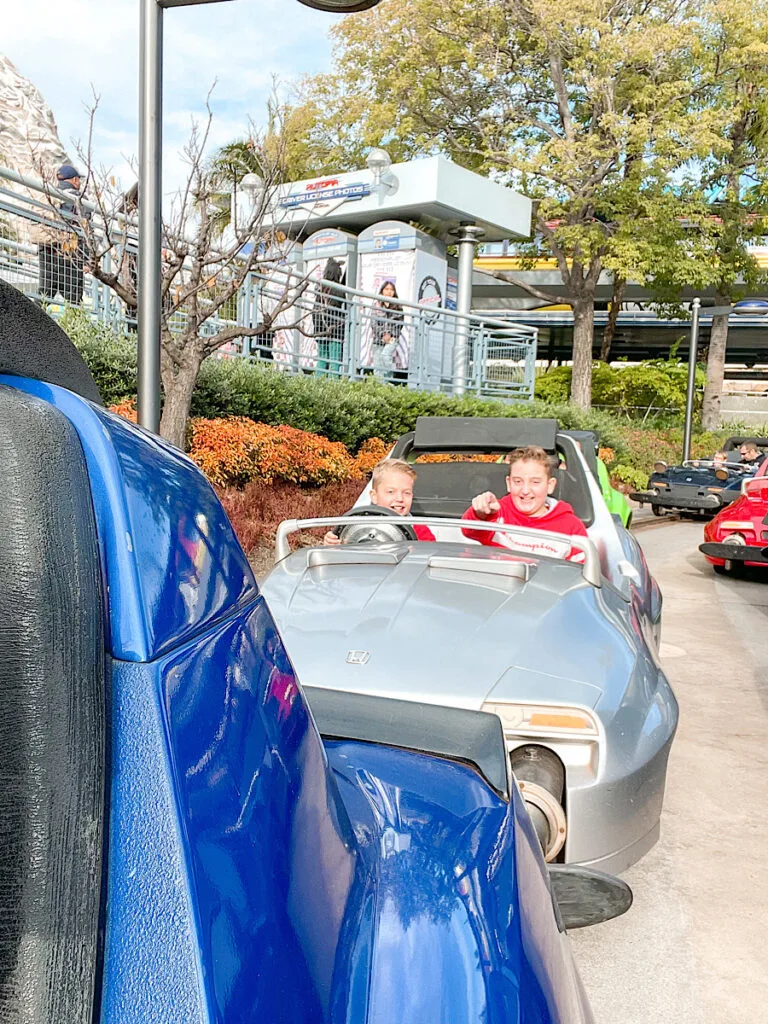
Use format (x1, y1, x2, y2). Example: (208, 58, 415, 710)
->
(262, 417, 679, 875)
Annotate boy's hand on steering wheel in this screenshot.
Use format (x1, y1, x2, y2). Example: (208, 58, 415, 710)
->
(471, 492, 501, 518)
(323, 530, 341, 546)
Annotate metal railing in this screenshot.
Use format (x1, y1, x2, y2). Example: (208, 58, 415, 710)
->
(235, 267, 537, 397)
(0, 164, 537, 399)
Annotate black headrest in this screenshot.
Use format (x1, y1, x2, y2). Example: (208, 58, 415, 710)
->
(413, 417, 558, 452)
(408, 464, 506, 518)
(724, 436, 768, 450)
(0, 280, 103, 405)
(558, 430, 600, 483)
(561, 429, 599, 452)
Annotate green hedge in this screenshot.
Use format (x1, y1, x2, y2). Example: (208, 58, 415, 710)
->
(188, 359, 631, 458)
(71, 317, 738, 481)
(608, 425, 731, 485)
(63, 308, 137, 406)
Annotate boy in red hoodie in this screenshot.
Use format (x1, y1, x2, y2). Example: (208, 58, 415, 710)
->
(461, 445, 588, 562)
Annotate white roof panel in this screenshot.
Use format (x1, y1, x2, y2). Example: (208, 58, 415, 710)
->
(268, 157, 532, 242)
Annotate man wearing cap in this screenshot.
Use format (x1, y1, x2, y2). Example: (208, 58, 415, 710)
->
(35, 164, 88, 305)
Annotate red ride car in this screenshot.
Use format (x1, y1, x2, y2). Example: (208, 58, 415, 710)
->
(699, 458, 768, 574)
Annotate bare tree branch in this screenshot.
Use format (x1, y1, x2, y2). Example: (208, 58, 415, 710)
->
(485, 269, 570, 306)
(70, 89, 313, 446)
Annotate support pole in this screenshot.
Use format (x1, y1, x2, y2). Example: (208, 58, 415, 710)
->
(683, 297, 700, 462)
(138, 0, 164, 433)
(452, 224, 485, 396)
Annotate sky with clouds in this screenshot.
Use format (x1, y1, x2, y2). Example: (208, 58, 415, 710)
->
(3, 0, 340, 197)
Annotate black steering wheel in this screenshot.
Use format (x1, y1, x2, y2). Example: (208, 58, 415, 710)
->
(337, 504, 418, 545)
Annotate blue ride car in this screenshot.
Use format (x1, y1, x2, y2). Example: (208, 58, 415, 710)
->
(630, 437, 768, 516)
(0, 281, 630, 1024)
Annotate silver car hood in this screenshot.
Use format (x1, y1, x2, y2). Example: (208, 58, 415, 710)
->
(262, 543, 634, 712)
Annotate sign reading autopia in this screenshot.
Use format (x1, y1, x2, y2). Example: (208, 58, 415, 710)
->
(279, 180, 372, 210)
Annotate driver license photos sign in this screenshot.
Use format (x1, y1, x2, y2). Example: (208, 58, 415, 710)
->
(279, 178, 372, 210)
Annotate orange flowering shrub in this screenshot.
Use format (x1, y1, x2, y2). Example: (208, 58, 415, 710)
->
(188, 417, 358, 488)
(354, 437, 390, 474)
(415, 453, 501, 464)
(598, 447, 615, 464)
(108, 398, 138, 423)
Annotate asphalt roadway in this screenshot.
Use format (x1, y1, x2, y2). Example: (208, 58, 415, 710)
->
(570, 518, 768, 1023)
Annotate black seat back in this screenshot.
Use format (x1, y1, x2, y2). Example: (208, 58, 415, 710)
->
(410, 463, 510, 518)
(0, 280, 102, 403)
(410, 459, 594, 526)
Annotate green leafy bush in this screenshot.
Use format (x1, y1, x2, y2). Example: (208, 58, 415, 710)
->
(610, 464, 650, 491)
(536, 359, 707, 416)
(60, 308, 137, 405)
(190, 360, 631, 458)
(610, 425, 731, 482)
(75, 330, 742, 483)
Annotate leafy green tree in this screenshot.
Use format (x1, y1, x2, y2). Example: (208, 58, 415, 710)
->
(211, 97, 330, 198)
(646, 0, 768, 429)
(296, 0, 703, 408)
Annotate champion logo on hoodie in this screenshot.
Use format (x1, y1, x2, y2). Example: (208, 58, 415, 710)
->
(461, 496, 588, 563)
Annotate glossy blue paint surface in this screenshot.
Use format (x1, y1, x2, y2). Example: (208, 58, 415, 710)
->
(101, 599, 364, 1023)
(0, 375, 256, 661)
(102, 583, 584, 1024)
(326, 741, 586, 1024)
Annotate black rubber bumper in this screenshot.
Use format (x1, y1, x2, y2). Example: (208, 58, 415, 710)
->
(699, 542, 768, 564)
(630, 490, 722, 511)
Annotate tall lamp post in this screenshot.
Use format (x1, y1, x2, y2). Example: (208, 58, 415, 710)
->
(681, 297, 701, 463)
(138, 0, 384, 433)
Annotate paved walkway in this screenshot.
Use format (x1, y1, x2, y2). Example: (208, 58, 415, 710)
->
(571, 521, 768, 1022)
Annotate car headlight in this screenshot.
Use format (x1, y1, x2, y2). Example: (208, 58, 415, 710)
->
(654, 481, 668, 489)
(482, 701, 599, 739)
(720, 521, 753, 531)
(723, 532, 747, 545)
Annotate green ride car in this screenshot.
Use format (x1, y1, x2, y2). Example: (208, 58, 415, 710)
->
(562, 430, 632, 529)
(596, 457, 632, 527)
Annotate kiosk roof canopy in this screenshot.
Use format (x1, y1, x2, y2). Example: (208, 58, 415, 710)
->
(270, 157, 532, 242)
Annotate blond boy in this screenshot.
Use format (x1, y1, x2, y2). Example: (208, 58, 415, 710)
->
(323, 459, 436, 545)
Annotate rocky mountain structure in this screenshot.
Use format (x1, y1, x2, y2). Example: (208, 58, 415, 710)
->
(0, 54, 68, 180)
(0, 54, 70, 246)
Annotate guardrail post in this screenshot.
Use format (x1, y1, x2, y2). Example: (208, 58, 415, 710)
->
(525, 329, 537, 400)
(475, 328, 485, 395)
